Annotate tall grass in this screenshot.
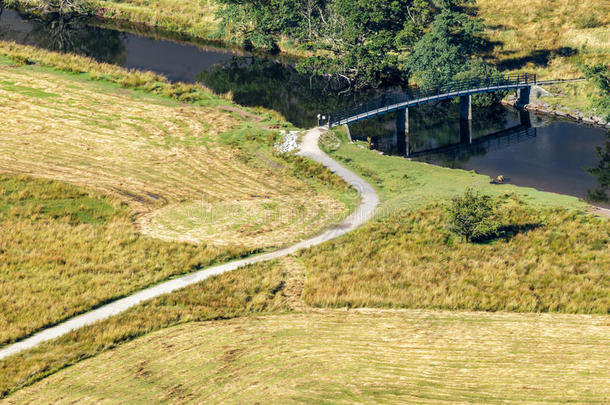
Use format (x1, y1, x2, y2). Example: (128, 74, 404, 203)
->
(0, 47, 352, 346)
(301, 201, 609, 313)
(0, 41, 222, 106)
(475, 0, 609, 79)
(0, 175, 256, 347)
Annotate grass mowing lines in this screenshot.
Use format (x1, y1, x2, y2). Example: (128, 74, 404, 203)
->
(0, 258, 293, 398)
(0, 61, 349, 245)
(5, 311, 609, 403)
(0, 51, 352, 347)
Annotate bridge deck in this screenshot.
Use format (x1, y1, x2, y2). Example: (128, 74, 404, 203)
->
(328, 73, 536, 128)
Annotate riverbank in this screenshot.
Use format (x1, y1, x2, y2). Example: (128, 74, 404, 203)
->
(503, 83, 610, 128)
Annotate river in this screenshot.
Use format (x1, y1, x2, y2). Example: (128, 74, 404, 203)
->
(0, 8, 607, 206)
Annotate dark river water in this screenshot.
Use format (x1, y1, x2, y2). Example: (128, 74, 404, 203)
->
(0, 8, 608, 206)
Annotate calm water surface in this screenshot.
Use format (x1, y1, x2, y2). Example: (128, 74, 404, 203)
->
(0, 8, 607, 206)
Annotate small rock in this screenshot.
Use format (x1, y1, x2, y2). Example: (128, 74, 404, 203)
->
(274, 130, 300, 154)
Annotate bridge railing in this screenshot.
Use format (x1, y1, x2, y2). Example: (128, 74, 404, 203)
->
(328, 73, 536, 126)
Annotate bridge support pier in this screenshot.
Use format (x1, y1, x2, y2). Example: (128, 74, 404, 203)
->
(459, 95, 472, 121)
(520, 110, 532, 127)
(516, 87, 531, 108)
(396, 108, 410, 156)
(344, 124, 352, 142)
(460, 118, 472, 144)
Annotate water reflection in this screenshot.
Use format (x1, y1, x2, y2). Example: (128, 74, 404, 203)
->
(196, 56, 373, 128)
(0, 8, 126, 64)
(587, 132, 610, 204)
(0, 7, 607, 205)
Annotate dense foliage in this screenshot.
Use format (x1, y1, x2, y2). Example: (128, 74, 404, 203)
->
(217, 0, 489, 89)
(447, 188, 499, 242)
(584, 63, 610, 120)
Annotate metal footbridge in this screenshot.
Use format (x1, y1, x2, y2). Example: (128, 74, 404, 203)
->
(322, 73, 536, 128)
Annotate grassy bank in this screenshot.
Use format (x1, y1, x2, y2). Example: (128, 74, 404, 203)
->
(0, 43, 354, 347)
(301, 203, 609, 313)
(324, 128, 590, 214)
(299, 130, 609, 313)
(6, 310, 610, 403)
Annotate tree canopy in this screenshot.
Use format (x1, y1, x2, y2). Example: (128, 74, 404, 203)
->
(218, 0, 489, 89)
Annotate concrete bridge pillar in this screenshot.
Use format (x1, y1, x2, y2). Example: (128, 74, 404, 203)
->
(516, 87, 531, 108)
(459, 95, 472, 121)
(344, 124, 352, 142)
(396, 108, 410, 156)
(396, 108, 409, 135)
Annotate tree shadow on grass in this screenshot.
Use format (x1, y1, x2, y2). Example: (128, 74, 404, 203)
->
(498, 47, 578, 70)
(473, 222, 544, 244)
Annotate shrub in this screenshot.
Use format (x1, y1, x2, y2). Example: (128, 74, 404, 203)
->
(447, 189, 499, 242)
(33, 0, 95, 16)
(575, 15, 602, 29)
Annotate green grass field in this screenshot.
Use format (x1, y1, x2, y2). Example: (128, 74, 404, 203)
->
(6, 310, 610, 404)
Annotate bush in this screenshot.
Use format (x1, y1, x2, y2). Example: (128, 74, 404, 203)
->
(34, 0, 95, 16)
(447, 189, 499, 242)
(575, 15, 602, 29)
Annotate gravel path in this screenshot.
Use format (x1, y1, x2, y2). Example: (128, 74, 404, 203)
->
(0, 128, 379, 360)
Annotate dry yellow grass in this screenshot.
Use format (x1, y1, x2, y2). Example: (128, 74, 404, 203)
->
(5, 310, 609, 404)
(476, 0, 610, 79)
(97, 0, 220, 39)
(0, 61, 346, 248)
(301, 203, 610, 314)
(0, 55, 350, 347)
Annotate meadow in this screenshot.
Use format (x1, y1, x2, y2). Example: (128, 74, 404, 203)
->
(0, 45, 353, 347)
(300, 130, 609, 313)
(0, 3, 608, 400)
(5, 310, 610, 403)
(476, 0, 609, 79)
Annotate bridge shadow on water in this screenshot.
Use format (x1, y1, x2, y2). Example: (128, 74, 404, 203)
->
(403, 111, 536, 161)
(351, 104, 538, 167)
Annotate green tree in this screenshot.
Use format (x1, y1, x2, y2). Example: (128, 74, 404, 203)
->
(583, 63, 610, 120)
(407, 7, 485, 88)
(447, 189, 499, 242)
(453, 59, 506, 107)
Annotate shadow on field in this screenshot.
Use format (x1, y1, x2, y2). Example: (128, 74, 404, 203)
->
(498, 47, 578, 70)
(474, 222, 544, 244)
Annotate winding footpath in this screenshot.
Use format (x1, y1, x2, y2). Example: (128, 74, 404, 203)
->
(0, 128, 379, 361)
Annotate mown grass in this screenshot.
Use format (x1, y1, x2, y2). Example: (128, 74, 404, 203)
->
(5, 310, 610, 404)
(0, 174, 254, 348)
(0, 44, 354, 347)
(0, 258, 293, 398)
